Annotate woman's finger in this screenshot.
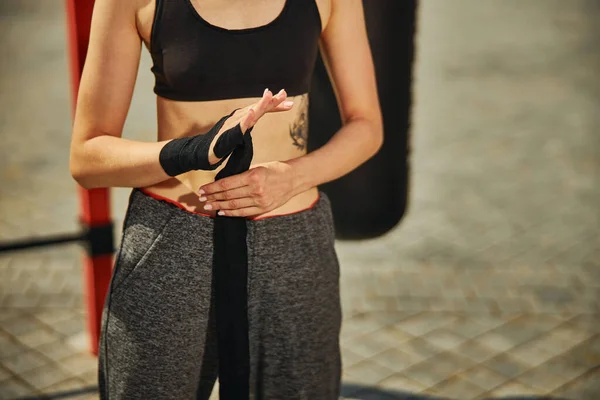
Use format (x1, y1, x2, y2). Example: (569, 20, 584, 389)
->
(216, 88, 291, 142)
(273, 89, 287, 103)
(239, 108, 256, 132)
(272, 100, 294, 112)
(204, 196, 257, 211)
(255, 88, 291, 117)
(217, 206, 264, 218)
(265, 89, 292, 112)
(266, 89, 287, 111)
(254, 89, 273, 118)
(233, 89, 293, 132)
(200, 185, 252, 202)
(199, 169, 253, 195)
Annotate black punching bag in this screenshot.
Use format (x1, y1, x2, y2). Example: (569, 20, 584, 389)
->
(308, 0, 417, 240)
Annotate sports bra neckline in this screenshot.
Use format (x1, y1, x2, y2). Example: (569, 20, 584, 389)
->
(183, 0, 290, 34)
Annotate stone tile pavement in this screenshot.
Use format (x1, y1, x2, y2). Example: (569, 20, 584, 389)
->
(1, 0, 599, 399)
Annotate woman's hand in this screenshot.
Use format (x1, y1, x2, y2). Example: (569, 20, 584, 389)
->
(208, 89, 293, 165)
(198, 161, 297, 217)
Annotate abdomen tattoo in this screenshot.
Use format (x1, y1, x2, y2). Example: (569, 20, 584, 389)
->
(289, 94, 309, 150)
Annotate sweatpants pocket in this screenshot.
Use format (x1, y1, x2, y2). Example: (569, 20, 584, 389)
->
(110, 200, 177, 294)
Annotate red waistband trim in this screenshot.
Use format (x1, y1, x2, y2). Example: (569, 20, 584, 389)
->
(138, 188, 320, 221)
(139, 188, 213, 217)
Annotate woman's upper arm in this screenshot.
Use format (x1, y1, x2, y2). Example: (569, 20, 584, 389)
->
(319, 0, 382, 131)
(72, 0, 142, 143)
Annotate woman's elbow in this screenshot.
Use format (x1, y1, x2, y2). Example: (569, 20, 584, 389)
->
(369, 113, 384, 156)
(372, 125, 384, 154)
(69, 146, 94, 189)
(345, 114, 383, 158)
(70, 158, 90, 189)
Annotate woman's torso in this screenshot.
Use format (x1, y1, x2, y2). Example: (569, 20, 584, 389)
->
(134, 0, 330, 218)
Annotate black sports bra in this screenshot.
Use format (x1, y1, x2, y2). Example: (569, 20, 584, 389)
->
(150, 0, 323, 101)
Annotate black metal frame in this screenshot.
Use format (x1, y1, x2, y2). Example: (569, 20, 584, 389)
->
(0, 222, 114, 255)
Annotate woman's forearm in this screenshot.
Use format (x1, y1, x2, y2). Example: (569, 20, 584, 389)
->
(70, 134, 170, 189)
(70, 91, 292, 190)
(286, 117, 383, 194)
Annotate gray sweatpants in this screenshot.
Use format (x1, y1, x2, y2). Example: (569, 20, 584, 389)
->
(98, 188, 342, 399)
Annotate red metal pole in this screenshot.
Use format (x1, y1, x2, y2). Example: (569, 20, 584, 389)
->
(65, 0, 113, 356)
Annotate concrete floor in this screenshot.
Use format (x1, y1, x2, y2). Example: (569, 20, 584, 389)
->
(1, 0, 599, 399)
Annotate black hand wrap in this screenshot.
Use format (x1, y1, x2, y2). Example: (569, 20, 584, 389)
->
(161, 107, 256, 398)
(212, 117, 254, 400)
(159, 110, 251, 176)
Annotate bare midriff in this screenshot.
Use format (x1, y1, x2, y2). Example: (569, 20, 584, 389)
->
(141, 93, 318, 218)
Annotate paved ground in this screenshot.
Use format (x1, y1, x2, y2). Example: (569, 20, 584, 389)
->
(1, 0, 599, 399)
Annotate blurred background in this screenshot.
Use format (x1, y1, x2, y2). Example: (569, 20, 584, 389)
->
(1, 0, 599, 399)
